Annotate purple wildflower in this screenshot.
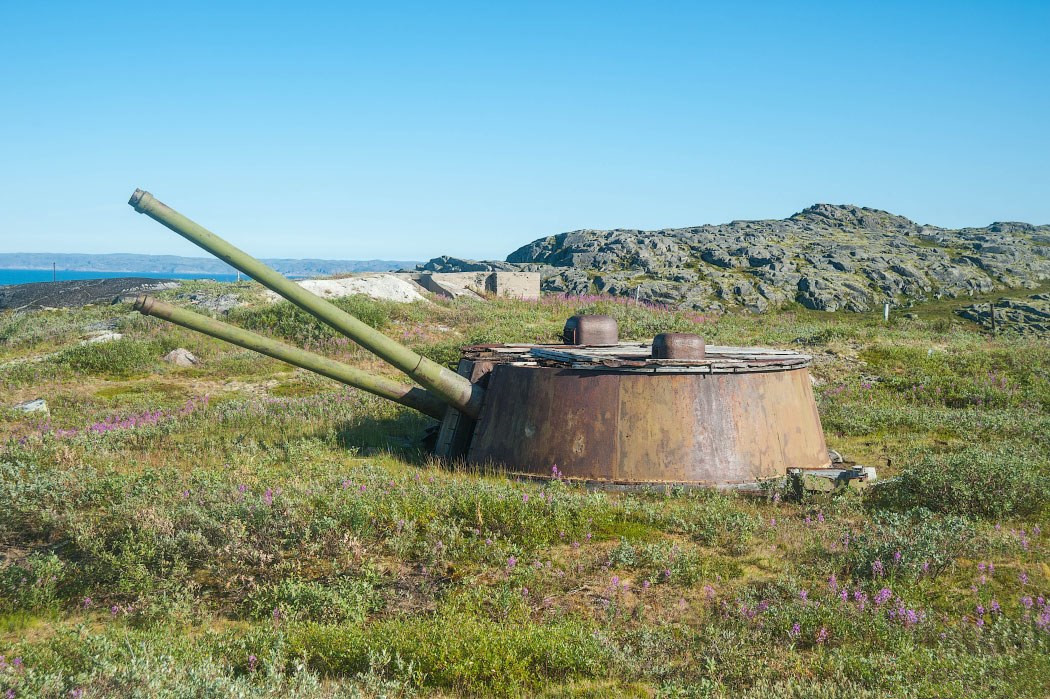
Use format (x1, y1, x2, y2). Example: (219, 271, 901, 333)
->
(262, 488, 274, 506)
(874, 588, 892, 605)
(789, 622, 801, 639)
(871, 559, 884, 577)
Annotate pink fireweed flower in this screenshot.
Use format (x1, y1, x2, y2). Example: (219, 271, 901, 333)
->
(507, 556, 517, 569)
(816, 626, 829, 644)
(789, 622, 801, 639)
(262, 488, 274, 506)
(248, 654, 258, 671)
(828, 574, 838, 592)
(871, 560, 884, 577)
(799, 589, 808, 602)
(522, 493, 529, 503)
(874, 588, 892, 605)
(817, 512, 825, 523)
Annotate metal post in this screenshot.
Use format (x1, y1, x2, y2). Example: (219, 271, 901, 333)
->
(128, 189, 484, 418)
(883, 303, 890, 322)
(990, 302, 996, 335)
(134, 295, 446, 419)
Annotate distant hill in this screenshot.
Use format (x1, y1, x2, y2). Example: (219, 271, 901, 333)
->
(0, 253, 420, 277)
(419, 204, 1050, 312)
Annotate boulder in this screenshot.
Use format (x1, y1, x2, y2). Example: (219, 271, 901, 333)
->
(163, 348, 200, 367)
(13, 398, 48, 414)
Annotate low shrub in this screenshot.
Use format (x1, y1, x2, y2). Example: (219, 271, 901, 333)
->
(839, 508, 974, 579)
(876, 446, 1048, 518)
(58, 338, 174, 377)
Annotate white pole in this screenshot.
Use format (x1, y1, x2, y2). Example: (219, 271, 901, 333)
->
(883, 303, 890, 322)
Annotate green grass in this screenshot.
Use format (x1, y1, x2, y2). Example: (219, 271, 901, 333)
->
(0, 287, 1047, 697)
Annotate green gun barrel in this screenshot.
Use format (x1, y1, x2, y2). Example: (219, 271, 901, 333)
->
(134, 296, 447, 419)
(128, 189, 484, 418)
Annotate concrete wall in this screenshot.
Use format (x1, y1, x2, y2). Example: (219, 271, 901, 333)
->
(394, 271, 540, 300)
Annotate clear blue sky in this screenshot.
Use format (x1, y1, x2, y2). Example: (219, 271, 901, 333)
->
(1, 1, 1047, 261)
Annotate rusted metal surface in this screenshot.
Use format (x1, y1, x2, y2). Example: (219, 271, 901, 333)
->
(434, 358, 497, 458)
(466, 357, 829, 485)
(651, 333, 706, 360)
(562, 315, 619, 346)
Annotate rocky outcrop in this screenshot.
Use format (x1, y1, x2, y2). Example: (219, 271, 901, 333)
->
(0, 278, 179, 311)
(957, 294, 1050, 335)
(421, 204, 1050, 312)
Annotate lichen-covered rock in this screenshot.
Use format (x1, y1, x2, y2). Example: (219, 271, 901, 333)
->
(416, 204, 1050, 313)
(957, 293, 1050, 335)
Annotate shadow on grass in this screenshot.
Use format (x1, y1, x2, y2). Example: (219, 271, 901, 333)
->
(335, 412, 435, 463)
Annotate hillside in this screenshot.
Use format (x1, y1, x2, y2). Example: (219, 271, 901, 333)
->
(424, 205, 1050, 312)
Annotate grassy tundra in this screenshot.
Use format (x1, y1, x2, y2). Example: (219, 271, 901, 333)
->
(1, 283, 1048, 698)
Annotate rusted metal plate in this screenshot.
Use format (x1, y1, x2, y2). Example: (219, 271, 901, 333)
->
(434, 359, 496, 459)
(651, 333, 706, 360)
(562, 315, 619, 346)
(467, 363, 829, 485)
